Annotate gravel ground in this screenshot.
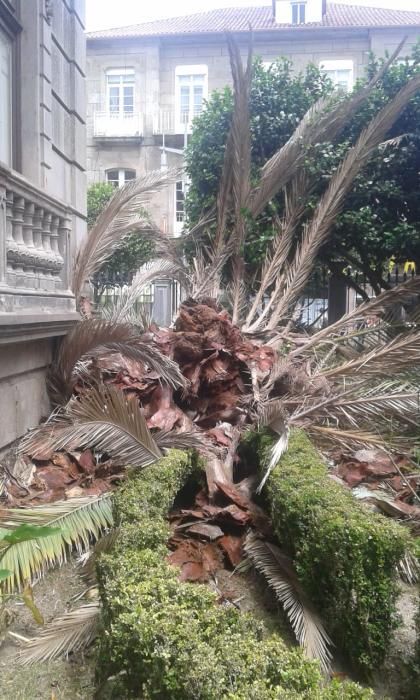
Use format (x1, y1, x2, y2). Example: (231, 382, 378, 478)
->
(0, 560, 96, 700)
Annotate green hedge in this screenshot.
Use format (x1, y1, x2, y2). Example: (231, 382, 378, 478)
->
(255, 428, 409, 675)
(96, 449, 372, 699)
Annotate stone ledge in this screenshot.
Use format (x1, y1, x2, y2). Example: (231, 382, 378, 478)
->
(0, 313, 79, 344)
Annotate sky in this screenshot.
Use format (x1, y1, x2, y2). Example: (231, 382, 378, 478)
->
(86, 0, 420, 31)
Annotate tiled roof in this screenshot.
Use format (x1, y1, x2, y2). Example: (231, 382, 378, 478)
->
(87, 3, 420, 40)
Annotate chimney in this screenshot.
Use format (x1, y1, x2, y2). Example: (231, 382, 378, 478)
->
(273, 1, 326, 25)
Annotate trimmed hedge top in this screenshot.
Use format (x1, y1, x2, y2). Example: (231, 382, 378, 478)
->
(96, 448, 373, 699)
(258, 428, 409, 675)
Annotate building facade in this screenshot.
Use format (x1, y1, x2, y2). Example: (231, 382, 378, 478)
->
(86, 0, 420, 240)
(0, 0, 86, 450)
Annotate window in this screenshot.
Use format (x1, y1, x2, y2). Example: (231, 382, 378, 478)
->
(319, 60, 354, 92)
(106, 69, 135, 117)
(291, 2, 306, 25)
(174, 180, 187, 235)
(0, 26, 12, 166)
(175, 65, 208, 130)
(106, 168, 136, 188)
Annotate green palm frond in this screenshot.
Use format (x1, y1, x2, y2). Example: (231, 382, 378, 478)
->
(14, 602, 100, 665)
(244, 532, 333, 673)
(0, 494, 113, 592)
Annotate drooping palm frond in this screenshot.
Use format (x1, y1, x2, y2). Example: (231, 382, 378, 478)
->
(48, 319, 136, 406)
(319, 330, 420, 381)
(306, 425, 402, 450)
(0, 494, 113, 592)
(24, 385, 163, 468)
(72, 168, 182, 301)
(248, 39, 406, 219)
(226, 34, 253, 324)
(75, 338, 188, 390)
(244, 175, 309, 332)
(14, 602, 100, 665)
(102, 258, 190, 324)
(244, 532, 333, 673)
(294, 382, 420, 432)
(291, 272, 420, 359)
(265, 73, 420, 327)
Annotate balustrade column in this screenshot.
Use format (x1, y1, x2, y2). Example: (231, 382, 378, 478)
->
(32, 207, 46, 288)
(11, 195, 26, 285)
(42, 211, 54, 289)
(23, 201, 36, 281)
(5, 190, 16, 281)
(58, 215, 71, 290)
(50, 214, 64, 285)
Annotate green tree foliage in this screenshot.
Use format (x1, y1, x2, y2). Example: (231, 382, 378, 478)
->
(185, 49, 420, 288)
(87, 182, 153, 288)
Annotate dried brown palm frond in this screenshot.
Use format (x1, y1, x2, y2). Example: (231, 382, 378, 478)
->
(14, 602, 100, 664)
(103, 258, 190, 324)
(319, 329, 420, 381)
(244, 175, 310, 332)
(31, 385, 163, 468)
(304, 382, 420, 431)
(306, 425, 402, 450)
(248, 39, 406, 218)
(0, 494, 113, 592)
(266, 72, 420, 328)
(226, 34, 253, 324)
(244, 532, 333, 673)
(80, 530, 119, 585)
(292, 276, 420, 358)
(72, 168, 182, 301)
(74, 338, 188, 390)
(191, 242, 233, 300)
(47, 319, 136, 406)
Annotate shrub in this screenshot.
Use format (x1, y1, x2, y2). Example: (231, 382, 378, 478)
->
(256, 428, 409, 675)
(96, 448, 372, 698)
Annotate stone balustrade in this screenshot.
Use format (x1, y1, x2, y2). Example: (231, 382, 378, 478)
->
(0, 164, 72, 296)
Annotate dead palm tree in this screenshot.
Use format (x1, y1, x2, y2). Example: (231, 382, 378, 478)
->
(6, 35, 420, 672)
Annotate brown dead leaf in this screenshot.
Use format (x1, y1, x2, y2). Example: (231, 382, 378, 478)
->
(219, 534, 244, 567)
(186, 523, 224, 541)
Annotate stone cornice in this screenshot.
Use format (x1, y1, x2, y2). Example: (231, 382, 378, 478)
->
(0, 313, 79, 344)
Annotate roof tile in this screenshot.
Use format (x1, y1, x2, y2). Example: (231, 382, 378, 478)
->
(87, 3, 420, 40)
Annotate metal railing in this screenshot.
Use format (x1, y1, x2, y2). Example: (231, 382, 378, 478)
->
(93, 112, 144, 138)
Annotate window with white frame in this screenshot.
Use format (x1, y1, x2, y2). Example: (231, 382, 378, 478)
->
(106, 69, 135, 117)
(175, 65, 208, 129)
(0, 27, 12, 166)
(291, 2, 306, 25)
(106, 168, 136, 188)
(319, 60, 354, 92)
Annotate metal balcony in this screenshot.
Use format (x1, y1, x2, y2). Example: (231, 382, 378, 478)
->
(93, 112, 144, 139)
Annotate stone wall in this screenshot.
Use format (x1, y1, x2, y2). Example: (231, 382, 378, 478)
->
(0, 0, 86, 451)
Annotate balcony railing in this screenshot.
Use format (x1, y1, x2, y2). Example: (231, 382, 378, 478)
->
(0, 164, 71, 295)
(153, 110, 201, 136)
(93, 112, 144, 139)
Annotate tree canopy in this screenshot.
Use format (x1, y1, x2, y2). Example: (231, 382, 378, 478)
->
(185, 49, 420, 291)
